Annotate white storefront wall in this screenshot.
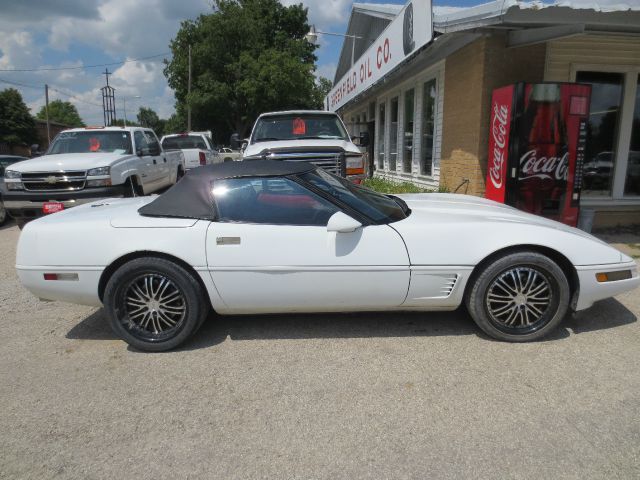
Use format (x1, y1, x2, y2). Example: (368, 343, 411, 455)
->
(342, 60, 445, 189)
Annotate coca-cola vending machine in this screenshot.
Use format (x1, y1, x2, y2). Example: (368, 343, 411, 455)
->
(486, 82, 591, 227)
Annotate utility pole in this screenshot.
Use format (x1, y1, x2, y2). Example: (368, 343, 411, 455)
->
(44, 84, 51, 145)
(187, 44, 192, 132)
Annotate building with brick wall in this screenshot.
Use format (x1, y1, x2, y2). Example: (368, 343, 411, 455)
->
(329, 1, 640, 228)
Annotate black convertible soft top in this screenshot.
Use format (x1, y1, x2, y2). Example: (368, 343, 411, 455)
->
(138, 160, 317, 220)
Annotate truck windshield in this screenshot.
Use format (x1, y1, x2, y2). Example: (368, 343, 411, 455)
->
(299, 169, 409, 224)
(48, 131, 132, 155)
(252, 114, 349, 143)
(162, 135, 208, 150)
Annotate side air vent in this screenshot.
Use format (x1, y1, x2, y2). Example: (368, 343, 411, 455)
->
(439, 274, 458, 297)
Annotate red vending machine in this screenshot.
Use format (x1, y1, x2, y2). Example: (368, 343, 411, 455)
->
(485, 82, 591, 227)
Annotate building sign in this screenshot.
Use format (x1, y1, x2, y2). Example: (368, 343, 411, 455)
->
(326, 0, 433, 112)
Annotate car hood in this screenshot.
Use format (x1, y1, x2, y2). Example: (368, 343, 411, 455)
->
(7, 152, 133, 172)
(243, 139, 361, 157)
(391, 193, 620, 266)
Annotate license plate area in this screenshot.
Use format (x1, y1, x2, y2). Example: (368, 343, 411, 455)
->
(42, 202, 64, 214)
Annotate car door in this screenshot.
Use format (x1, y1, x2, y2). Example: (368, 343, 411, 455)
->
(133, 131, 156, 193)
(205, 176, 410, 313)
(144, 130, 168, 187)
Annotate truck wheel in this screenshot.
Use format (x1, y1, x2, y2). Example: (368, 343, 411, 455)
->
(0, 201, 6, 226)
(103, 257, 209, 351)
(465, 251, 570, 342)
(224, 157, 233, 163)
(176, 167, 185, 181)
(124, 178, 141, 197)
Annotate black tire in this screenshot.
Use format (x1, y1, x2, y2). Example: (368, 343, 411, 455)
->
(103, 257, 209, 351)
(223, 157, 233, 163)
(0, 201, 6, 226)
(15, 218, 28, 230)
(465, 251, 570, 342)
(176, 167, 185, 181)
(124, 177, 141, 198)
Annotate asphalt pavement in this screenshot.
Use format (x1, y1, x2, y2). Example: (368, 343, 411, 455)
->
(1, 220, 639, 479)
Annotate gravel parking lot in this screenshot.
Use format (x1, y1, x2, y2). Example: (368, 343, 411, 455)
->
(1, 221, 639, 480)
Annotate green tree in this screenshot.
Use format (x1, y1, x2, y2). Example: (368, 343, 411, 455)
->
(0, 88, 37, 146)
(163, 112, 186, 134)
(164, 0, 319, 142)
(312, 76, 333, 109)
(137, 106, 165, 136)
(36, 99, 84, 127)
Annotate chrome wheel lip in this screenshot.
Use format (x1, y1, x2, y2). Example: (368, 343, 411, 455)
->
(485, 266, 553, 334)
(122, 272, 187, 342)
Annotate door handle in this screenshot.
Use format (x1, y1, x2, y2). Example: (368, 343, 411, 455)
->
(163, 157, 167, 163)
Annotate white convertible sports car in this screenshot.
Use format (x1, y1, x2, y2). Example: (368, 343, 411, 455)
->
(16, 160, 639, 351)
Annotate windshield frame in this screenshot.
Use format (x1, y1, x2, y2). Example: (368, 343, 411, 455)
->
(294, 169, 410, 225)
(47, 131, 133, 155)
(251, 113, 350, 144)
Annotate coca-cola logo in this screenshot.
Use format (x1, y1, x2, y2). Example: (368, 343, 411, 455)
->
(489, 103, 509, 189)
(519, 150, 568, 181)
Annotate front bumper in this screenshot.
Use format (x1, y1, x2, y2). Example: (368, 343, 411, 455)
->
(3, 185, 126, 220)
(575, 260, 640, 310)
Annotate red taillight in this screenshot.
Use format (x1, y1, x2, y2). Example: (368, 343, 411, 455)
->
(43, 273, 79, 281)
(199, 151, 206, 165)
(44, 273, 58, 281)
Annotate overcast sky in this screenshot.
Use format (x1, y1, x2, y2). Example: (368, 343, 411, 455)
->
(0, 0, 480, 125)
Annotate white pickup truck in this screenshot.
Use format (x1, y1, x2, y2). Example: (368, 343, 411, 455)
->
(2, 126, 184, 227)
(160, 132, 220, 169)
(241, 110, 368, 183)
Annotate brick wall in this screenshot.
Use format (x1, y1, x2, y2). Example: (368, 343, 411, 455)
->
(440, 34, 546, 196)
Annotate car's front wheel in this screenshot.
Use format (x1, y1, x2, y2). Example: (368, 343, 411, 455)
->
(104, 257, 209, 351)
(466, 251, 570, 342)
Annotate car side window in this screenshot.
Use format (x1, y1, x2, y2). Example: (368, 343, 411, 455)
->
(134, 131, 148, 153)
(144, 131, 160, 152)
(213, 177, 338, 226)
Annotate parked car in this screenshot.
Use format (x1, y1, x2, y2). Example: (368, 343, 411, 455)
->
(3, 127, 184, 228)
(220, 147, 242, 162)
(16, 160, 639, 351)
(160, 132, 220, 170)
(0, 155, 28, 225)
(241, 110, 368, 183)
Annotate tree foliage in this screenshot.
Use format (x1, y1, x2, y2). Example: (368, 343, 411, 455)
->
(164, 0, 325, 142)
(0, 88, 37, 146)
(137, 106, 166, 136)
(36, 99, 84, 127)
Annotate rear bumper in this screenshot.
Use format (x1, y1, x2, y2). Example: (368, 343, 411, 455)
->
(3, 185, 126, 220)
(575, 260, 640, 310)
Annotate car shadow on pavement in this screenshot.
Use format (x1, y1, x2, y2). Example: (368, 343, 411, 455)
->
(66, 298, 636, 352)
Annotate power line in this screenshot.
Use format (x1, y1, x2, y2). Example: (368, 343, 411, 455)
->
(0, 76, 41, 90)
(48, 85, 103, 108)
(0, 52, 170, 73)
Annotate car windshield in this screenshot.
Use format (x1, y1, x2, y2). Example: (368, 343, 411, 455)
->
(162, 135, 208, 150)
(300, 169, 409, 224)
(252, 114, 349, 143)
(48, 131, 132, 155)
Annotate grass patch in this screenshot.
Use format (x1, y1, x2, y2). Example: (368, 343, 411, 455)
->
(363, 177, 431, 194)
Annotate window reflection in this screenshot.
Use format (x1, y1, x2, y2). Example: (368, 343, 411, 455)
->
(389, 97, 399, 171)
(624, 76, 640, 196)
(403, 89, 415, 173)
(421, 79, 436, 176)
(576, 71, 624, 196)
(377, 103, 385, 170)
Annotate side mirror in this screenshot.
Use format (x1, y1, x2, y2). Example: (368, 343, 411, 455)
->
(359, 131, 370, 147)
(230, 133, 241, 150)
(241, 141, 248, 152)
(327, 211, 362, 233)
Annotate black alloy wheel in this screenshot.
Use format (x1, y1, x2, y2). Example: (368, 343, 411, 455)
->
(466, 251, 570, 342)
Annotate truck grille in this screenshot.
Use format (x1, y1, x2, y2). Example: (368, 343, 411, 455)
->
(261, 152, 344, 176)
(21, 171, 87, 192)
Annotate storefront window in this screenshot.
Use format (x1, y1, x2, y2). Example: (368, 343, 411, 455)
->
(421, 79, 436, 176)
(403, 89, 415, 173)
(576, 71, 624, 196)
(377, 103, 385, 170)
(624, 75, 640, 196)
(389, 97, 399, 171)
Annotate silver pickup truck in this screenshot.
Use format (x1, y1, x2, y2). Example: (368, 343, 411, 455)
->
(2, 126, 184, 227)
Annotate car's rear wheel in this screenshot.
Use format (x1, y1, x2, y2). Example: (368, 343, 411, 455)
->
(466, 251, 570, 342)
(104, 257, 209, 351)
